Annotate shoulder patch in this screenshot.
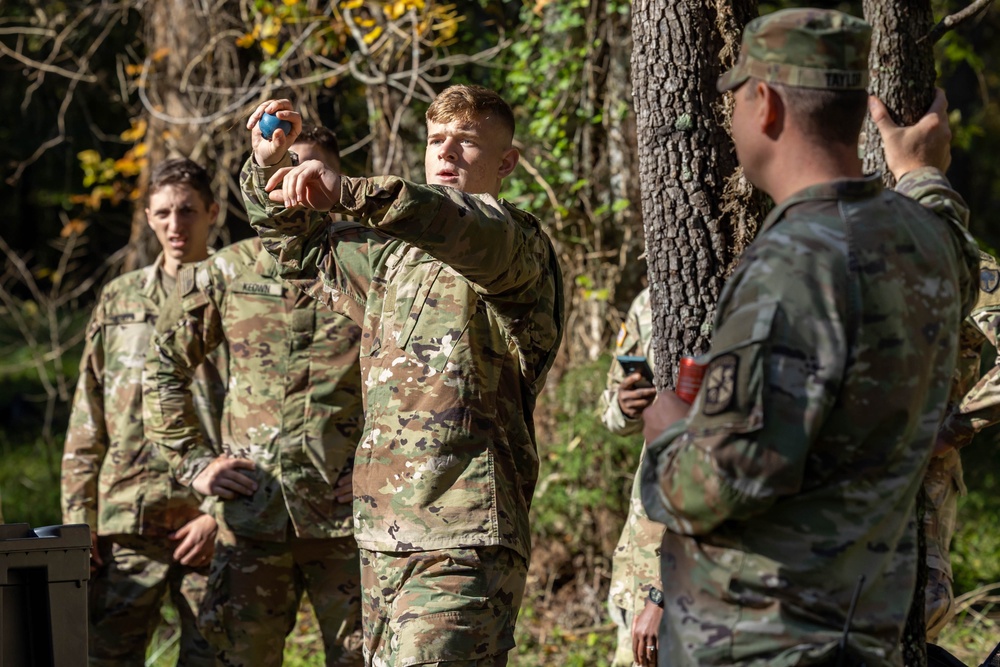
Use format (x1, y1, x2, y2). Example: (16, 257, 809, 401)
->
(980, 267, 999, 294)
(702, 354, 738, 416)
(615, 323, 627, 349)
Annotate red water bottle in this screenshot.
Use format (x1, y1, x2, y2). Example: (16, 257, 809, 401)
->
(675, 356, 707, 404)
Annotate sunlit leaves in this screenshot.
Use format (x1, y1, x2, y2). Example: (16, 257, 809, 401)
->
(74, 135, 145, 211)
(59, 219, 89, 238)
(120, 118, 147, 142)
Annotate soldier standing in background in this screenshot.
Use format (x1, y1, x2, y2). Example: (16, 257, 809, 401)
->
(639, 9, 980, 667)
(599, 286, 664, 667)
(240, 85, 564, 666)
(144, 129, 365, 666)
(925, 250, 1000, 640)
(61, 158, 224, 666)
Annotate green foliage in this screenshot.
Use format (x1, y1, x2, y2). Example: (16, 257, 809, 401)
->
(498, 0, 628, 219)
(512, 621, 616, 666)
(0, 433, 62, 528)
(530, 354, 639, 545)
(951, 430, 1000, 595)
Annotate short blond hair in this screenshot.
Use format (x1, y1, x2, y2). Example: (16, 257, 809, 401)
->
(426, 85, 515, 141)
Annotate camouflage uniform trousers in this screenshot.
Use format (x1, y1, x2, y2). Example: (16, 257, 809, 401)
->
(607, 594, 635, 667)
(924, 449, 963, 641)
(360, 546, 526, 666)
(89, 534, 215, 666)
(200, 524, 363, 667)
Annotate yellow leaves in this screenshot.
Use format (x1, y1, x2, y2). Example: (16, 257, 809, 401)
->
(362, 25, 383, 44)
(120, 119, 147, 142)
(125, 62, 145, 76)
(533, 0, 554, 16)
(76, 150, 101, 169)
(60, 219, 89, 238)
(429, 5, 461, 43)
(150, 47, 170, 62)
(237, 15, 282, 55)
(384, 0, 425, 20)
(261, 38, 280, 55)
(261, 16, 283, 37)
(75, 133, 144, 211)
(281, 0, 299, 5)
(341, 0, 364, 9)
(113, 155, 143, 178)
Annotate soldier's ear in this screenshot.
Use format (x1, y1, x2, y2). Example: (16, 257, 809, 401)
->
(760, 83, 784, 138)
(498, 148, 519, 180)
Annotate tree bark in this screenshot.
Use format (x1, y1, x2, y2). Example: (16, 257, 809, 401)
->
(630, 0, 760, 389)
(862, 1, 936, 186)
(125, 0, 246, 271)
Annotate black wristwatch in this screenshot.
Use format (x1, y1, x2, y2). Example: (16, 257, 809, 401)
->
(648, 586, 663, 608)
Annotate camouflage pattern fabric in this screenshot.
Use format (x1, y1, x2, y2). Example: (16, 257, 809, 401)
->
(144, 237, 365, 663)
(641, 168, 979, 667)
(924, 250, 1000, 639)
(89, 534, 215, 667)
(61, 257, 225, 663)
(144, 237, 363, 542)
(718, 8, 871, 92)
(608, 601, 635, 667)
(600, 287, 655, 437)
(600, 287, 665, 639)
(359, 546, 525, 666)
(62, 256, 225, 535)
(240, 154, 565, 563)
(200, 523, 362, 667)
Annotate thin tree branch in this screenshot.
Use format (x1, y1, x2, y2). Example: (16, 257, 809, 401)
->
(924, 0, 996, 44)
(0, 41, 97, 82)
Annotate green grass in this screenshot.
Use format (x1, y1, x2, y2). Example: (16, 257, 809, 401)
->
(0, 432, 62, 528)
(145, 599, 330, 666)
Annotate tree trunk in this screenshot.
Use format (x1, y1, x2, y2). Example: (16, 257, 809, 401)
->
(862, 1, 936, 186)
(630, 0, 760, 389)
(125, 0, 246, 271)
(862, 3, 937, 664)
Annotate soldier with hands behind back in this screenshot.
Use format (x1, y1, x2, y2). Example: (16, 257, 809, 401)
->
(144, 127, 365, 667)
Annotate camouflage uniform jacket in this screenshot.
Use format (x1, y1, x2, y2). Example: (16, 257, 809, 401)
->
(641, 168, 979, 667)
(924, 251, 1000, 576)
(144, 238, 364, 542)
(600, 287, 664, 616)
(936, 250, 1000, 455)
(600, 286, 655, 436)
(62, 257, 226, 535)
(241, 155, 565, 560)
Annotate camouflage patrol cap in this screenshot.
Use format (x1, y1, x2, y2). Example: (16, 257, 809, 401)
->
(718, 8, 871, 93)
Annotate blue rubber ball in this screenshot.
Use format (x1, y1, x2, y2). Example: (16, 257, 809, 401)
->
(259, 112, 292, 140)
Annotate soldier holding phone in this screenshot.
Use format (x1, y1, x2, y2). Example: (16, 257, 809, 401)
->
(600, 287, 664, 667)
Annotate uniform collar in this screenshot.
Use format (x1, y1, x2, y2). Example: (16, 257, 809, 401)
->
(759, 174, 883, 235)
(140, 252, 167, 299)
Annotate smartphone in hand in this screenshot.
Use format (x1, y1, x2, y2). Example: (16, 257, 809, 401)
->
(617, 355, 654, 389)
